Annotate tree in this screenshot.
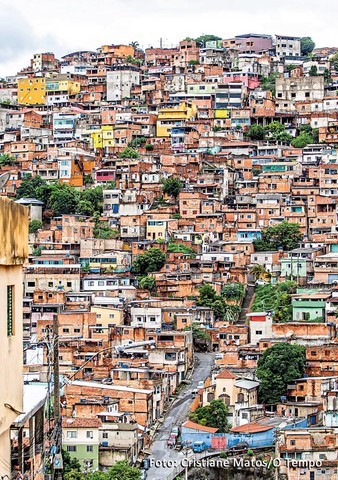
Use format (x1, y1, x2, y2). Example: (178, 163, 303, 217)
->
(189, 399, 230, 432)
(250, 265, 271, 282)
(253, 221, 303, 252)
(191, 323, 211, 351)
(118, 147, 139, 158)
(76, 199, 95, 216)
(64, 470, 84, 480)
(129, 41, 140, 49)
(247, 124, 265, 141)
(29, 219, 43, 234)
(167, 242, 196, 257)
(300, 37, 315, 56)
(0, 153, 16, 166)
(308, 65, 318, 76)
(145, 143, 154, 151)
(138, 275, 156, 291)
(49, 184, 79, 216)
(256, 343, 306, 404)
(260, 72, 278, 96)
(132, 248, 166, 275)
(221, 283, 245, 302)
(106, 461, 141, 480)
(194, 34, 221, 47)
(84, 174, 94, 185)
(62, 450, 82, 475)
(94, 221, 118, 239)
(161, 177, 183, 199)
(330, 53, 338, 71)
(291, 133, 313, 148)
(16, 175, 45, 199)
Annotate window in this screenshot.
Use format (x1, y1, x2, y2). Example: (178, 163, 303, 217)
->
(74, 328, 80, 333)
(63, 328, 70, 333)
(67, 431, 77, 439)
(290, 440, 296, 446)
(86, 431, 93, 439)
(103, 432, 108, 438)
(86, 445, 93, 452)
(7, 286, 14, 336)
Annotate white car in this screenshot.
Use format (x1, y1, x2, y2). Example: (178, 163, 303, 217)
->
(215, 353, 223, 360)
(197, 381, 204, 389)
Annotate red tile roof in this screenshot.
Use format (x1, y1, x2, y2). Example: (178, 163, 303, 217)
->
(183, 420, 218, 433)
(216, 368, 237, 380)
(62, 417, 102, 428)
(231, 422, 273, 434)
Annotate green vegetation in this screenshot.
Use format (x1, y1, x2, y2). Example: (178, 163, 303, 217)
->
(0, 153, 17, 166)
(29, 219, 43, 234)
(194, 34, 222, 47)
(189, 399, 230, 432)
(132, 248, 166, 275)
(118, 147, 140, 158)
(300, 37, 315, 56)
(260, 72, 279, 96)
(138, 275, 156, 291)
(198, 284, 241, 322)
(93, 221, 118, 239)
(221, 283, 245, 302)
(254, 221, 303, 252)
(171, 213, 182, 219)
(250, 264, 271, 282)
(168, 242, 196, 257)
(251, 281, 297, 322)
(192, 322, 211, 347)
(247, 124, 265, 141)
(308, 65, 318, 76)
(63, 457, 141, 480)
(257, 343, 306, 404)
(16, 176, 104, 218)
(32, 246, 42, 256)
(125, 55, 142, 66)
(145, 143, 154, 151)
(161, 176, 183, 199)
(330, 53, 338, 71)
(129, 136, 147, 148)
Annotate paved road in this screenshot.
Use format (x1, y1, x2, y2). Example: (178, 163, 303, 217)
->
(146, 352, 215, 480)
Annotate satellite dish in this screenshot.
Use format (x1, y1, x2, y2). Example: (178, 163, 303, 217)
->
(0, 172, 10, 189)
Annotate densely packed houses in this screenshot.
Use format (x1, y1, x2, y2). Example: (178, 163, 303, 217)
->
(2, 33, 338, 479)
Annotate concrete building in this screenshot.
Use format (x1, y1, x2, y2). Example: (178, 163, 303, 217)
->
(0, 198, 29, 477)
(275, 34, 301, 59)
(106, 66, 140, 101)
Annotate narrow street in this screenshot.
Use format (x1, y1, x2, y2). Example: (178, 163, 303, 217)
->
(146, 352, 215, 480)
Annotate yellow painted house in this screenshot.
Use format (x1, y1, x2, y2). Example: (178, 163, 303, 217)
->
(17, 77, 46, 105)
(91, 125, 115, 149)
(46, 78, 81, 95)
(156, 102, 197, 137)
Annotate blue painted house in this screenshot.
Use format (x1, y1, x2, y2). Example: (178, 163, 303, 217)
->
(181, 420, 219, 448)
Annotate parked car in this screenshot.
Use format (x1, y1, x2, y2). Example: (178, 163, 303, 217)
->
(215, 353, 223, 360)
(228, 442, 249, 454)
(192, 388, 199, 396)
(167, 434, 177, 447)
(197, 381, 204, 389)
(101, 377, 113, 385)
(171, 426, 180, 436)
(192, 441, 207, 453)
(140, 470, 147, 480)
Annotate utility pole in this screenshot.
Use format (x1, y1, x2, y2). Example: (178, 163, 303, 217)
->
(53, 314, 60, 422)
(52, 313, 63, 480)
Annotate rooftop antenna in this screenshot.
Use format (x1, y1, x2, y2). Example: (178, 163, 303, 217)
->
(0, 172, 10, 190)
